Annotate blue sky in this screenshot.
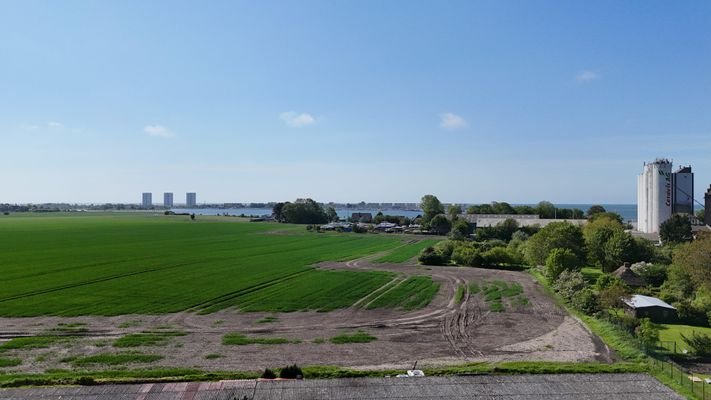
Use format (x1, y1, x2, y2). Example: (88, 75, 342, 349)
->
(1, 1, 709, 205)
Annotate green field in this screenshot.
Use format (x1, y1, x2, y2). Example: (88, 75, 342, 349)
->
(658, 324, 711, 349)
(0, 213, 432, 316)
(366, 276, 440, 310)
(373, 239, 441, 263)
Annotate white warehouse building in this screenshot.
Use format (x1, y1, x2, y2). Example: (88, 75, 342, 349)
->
(637, 159, 694, 234)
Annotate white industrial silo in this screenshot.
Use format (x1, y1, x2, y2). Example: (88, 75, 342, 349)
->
(637, 159, 673, 233)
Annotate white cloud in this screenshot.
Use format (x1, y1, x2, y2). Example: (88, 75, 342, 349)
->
(576, 70, 600, 83)
(47, 121, 63, 128)
(144, 125, 174, 138)
(439, 113, 467, 130)
(279, 111, 316, 127)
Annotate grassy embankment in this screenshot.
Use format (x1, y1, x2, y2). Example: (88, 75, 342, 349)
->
(530, 268, 700, 399)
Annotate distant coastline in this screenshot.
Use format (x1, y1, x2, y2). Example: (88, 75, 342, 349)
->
(172, 203, 639, 222)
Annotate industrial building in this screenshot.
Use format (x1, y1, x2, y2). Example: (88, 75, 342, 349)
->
(163, 192, 174, 208)
(186, 192, 197, 207)
(141, 192, 152, 208)
(637, 159, 694, 234)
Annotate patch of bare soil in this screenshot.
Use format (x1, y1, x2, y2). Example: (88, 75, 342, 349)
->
(0, 261, 611, 374)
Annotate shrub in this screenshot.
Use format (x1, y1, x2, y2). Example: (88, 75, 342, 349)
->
(681, 331, 711, 357)
(482, 247, 515, 266)
(418, 247, 449, 266)
(545, 248, 578, 280)
(451, 246, 478, 266)
(552, 270, 586, 302)
(572, 288, 599, 315)
(261, 368, 277, 379)
(279, 364, 303, 379)
(635, 318, 659, 348)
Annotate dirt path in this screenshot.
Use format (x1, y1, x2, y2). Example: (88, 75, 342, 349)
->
(0, 260, 612, 374)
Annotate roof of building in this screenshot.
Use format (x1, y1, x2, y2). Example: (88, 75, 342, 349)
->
(612, 264, 646, 287)
(623, 294, 676, 310)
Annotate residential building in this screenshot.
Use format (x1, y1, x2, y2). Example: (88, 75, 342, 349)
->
(623, 295, 677, 323)
(163, 192, 174, 208)
(186, 192, 197, 207)
(141, 192, 152, 208)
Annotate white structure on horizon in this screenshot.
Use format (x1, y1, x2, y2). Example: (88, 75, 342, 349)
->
(186, 192, 197, 207)
(637, 159, 694, 234)
(163, 192, 174, 208)
(142, 192, 153, 208)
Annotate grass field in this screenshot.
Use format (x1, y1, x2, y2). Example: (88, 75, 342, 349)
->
(0, 213, 430, 316)
(373, 239, 441, 263)
(658, 324, 711, 349)
(366, 276, 440, 310)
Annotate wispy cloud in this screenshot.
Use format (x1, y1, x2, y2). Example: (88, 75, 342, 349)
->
(576, 70, 600, 83)
(144, 125, 174, 138)
(47, 121, 63, 128)
(439, 113, 467, 130)
(279, 111, 316, 127)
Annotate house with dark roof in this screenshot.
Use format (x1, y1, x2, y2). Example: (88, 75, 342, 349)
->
(612, 263, 645, 288)
(623, 294, 677, 322)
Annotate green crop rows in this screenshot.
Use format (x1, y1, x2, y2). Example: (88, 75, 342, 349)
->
(366, 276, 440, 310)
(374, 239, 441, 263)
(0, 213, 428, 316)
(470, 280, 528, 312)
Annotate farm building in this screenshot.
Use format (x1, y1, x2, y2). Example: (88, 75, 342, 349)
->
(623, 294, 677, 322)
(612, 263, 645, 287)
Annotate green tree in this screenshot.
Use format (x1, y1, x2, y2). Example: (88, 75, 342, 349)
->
(450, 219, 471, 240)
(325, 207, 338, 222)
(602, 230, 636, 272)
(420, 195, 445, 224)
(635, 318, 660, 348)
(696, 208, 705, 221)
(536, 201, 556, 219)
(586, 205, 606, 218)
(272, 202, 288, 222)
(482, 247, 516, 266)
(429, 214, 452, 235)
(552, 270, 587, 301)
(659, 214, 693, 244)
(491, 201, 516, 215)
(281, 199, 328, 224)
(447, 204, 462, 220)
(681, 331, 711, 357)
(524, 222, 585, 266)
(672, 233, 711, 291)
(545, 248, 579, 279)
(598, 281, 629, 312)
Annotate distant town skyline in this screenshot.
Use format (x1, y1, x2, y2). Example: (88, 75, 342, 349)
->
(1, 1, 709, 204)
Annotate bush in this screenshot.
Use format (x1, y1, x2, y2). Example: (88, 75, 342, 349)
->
(482, 247, 515, 266)
(572, 288, 600, 315)
(418, 247, 449, 266)
(552, 270, 586, 302)
(635, 318, 659, 348)
(279, 364, 303, 379)
(261, 368, 277, 379)
(608, 312, 640, 335)
(681, 331, 711, 357)
(545, 248, 578, 280)
(594, 274, 623, 291)
(451, 245, 479, 266)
